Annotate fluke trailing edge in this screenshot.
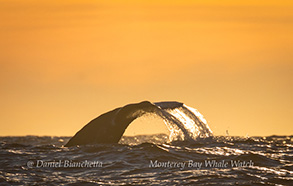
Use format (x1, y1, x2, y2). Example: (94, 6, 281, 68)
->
(65, 101, 212, 147)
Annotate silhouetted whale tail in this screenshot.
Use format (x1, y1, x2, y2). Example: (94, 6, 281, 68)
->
(65, 101, 212, 147)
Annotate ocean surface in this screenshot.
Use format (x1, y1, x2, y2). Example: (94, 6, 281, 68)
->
(1, 102, 292, 185)
(0, 135, 292, 185)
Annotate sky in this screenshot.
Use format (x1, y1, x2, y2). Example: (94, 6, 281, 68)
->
(0, 0, 292, 136)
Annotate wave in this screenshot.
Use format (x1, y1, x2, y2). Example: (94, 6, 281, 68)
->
(1, 135, 292, 185)
(65, 101, 213, 147)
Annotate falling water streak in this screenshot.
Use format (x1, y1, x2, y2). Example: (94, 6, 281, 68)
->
(153, 102, 213, 142)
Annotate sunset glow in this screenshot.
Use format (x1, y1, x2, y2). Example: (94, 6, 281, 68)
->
(0, 0, 292, 136)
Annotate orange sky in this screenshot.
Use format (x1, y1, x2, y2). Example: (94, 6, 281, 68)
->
(0, 0, 292, 136)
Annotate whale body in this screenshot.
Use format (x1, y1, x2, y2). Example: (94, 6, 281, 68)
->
(65, 101, 212, 147)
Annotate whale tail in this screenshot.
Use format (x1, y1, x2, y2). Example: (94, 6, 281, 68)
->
(65, 101, 212, 147)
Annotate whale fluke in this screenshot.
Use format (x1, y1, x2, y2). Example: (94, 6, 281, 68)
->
(65, 101, 212, 147)
(65, 101, 159, 147)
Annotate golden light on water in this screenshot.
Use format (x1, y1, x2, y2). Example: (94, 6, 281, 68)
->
(0, 0, 292, 136)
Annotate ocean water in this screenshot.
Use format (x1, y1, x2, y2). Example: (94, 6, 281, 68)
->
(0, 135, 292, 185)
(1, 102, 292, 185)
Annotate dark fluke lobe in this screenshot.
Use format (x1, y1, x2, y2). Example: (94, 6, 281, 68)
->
(65, 101, 156, 147)
(65, 101, 212, 147)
